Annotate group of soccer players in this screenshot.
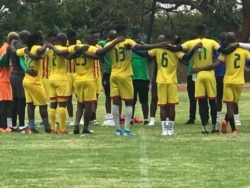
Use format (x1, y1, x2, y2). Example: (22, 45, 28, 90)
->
(1, 24, 250, 136)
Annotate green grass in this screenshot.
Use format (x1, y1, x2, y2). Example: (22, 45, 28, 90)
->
(1, 86, 250, 188)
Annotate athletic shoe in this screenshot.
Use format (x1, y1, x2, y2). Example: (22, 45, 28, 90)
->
(161, 131, 168, 136)
(90, 119, 99, 125)
(123, 130, 136, 136)
(235, 120, 241, 126)
(143, 120, 149, 125)
(82, 129, 93, 134)
(115, 129, 122, 136)
(201, 130, 209, 134)
(73, 125, 80, 134)
(10, 126, 19, 132)
(184, 119, 194, 125)
(231, 130, 238, 135)
(133, 117, 143, 124)
(59, 130, 68, 134)
(211, 129, 219, 134)
(168, 130, 176, 136)
(102, 119, 115, 126)
(147, 117, 155, 126)
(51, 129, 58, 134)
(19, 126, 31, 134)
(44, 128, 51, 134)
(221, 120, 227, 134)
(104, 113, 114, 120)
(30, 128, 39, 133)
(69, 121, 75, 126)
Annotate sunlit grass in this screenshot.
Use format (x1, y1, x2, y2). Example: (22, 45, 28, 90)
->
(1, 85, 250, 188)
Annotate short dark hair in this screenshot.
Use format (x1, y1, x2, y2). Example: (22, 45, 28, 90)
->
(195, 24, 206, 35)
(67, 29, 77, 38)
(115, 25, 127, 33)
(47, 32, 57, 38)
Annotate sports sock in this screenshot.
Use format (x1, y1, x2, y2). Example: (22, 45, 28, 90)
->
(202, 125, 207, 132)
(28, 119, 36, 129)
(58, 107, 66, 131)
(124, 106, 133, 130)
(161, 121, 167, 133)
(216, 111, 221, 122)
(228, 117, 236, 131)
(112, 105, 120, 130)
(49, 108, 56, 130)
(42, 118, 50, 131)
(234, 114, 240, 122)
(169, 121, 174, 132)
(7, 118, 12, 128)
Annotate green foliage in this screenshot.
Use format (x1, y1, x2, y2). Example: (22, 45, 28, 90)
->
(0, 0, 245, 44)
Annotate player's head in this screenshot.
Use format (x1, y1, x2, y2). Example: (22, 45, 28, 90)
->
(219, 31, 227, 47)
(67, 29, 77, 45)
(156, 35, 166, 43)
(225, 32, 237, 44)
(195, 24, 206, 37)
(108, 30, 117, 40)
(56, 33, 67, 46)
(115, 25, 127, 37)
(47, 32, 57, 45)
(20, 30, 30, 44)
(89, 30, 100, 44)
(7, 32, 19, 44)
(27, 31, 43, 50)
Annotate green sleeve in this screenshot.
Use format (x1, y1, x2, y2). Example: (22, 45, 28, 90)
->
(0, 53, 9, 68)
(19, 57, 28, 72)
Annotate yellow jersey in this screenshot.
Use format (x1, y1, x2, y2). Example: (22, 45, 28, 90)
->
(218, 48, 250, 84)
(50, 45, 68, 81)
(148, 48, 184, 84)
(106, 39, 136, 77)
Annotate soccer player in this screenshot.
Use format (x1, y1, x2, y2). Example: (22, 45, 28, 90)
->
(9, 30, 30, 132)
(88, 31, 102, 126)
(193, 32, 250, 135)
(180, 25, 235, 134)
(106, 25, 169, 136)
(66, 29, 81, 126)
(47, 33, 70, 134)
(0, 32, 19, 133)
(98, 30, 117, 126)
(69, 33, 124, 134)
(130, 36, 150, 125)
(138, 34, 201, 136)
(16, 31, 51, 133)
(148, 35, 166, 126)
(42, 32, 57, 100)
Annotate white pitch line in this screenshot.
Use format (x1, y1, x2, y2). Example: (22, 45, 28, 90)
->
(139, 127, 151, 188)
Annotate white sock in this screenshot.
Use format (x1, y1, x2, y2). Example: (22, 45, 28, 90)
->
(124, 106, 133, 130)
(112, 105, 120, 130)
(234, 114, 239, 121)
(161, 121, 167, 132)
(216, 111, 221, 121)
(7, 118, 12, 127)
(169, 121, 174, 132)
(69, 117, 74, 122)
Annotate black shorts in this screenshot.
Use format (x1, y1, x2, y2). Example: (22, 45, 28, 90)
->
(10, 72, 25, 98)
(102, 73, 111, 96)
(133, 79, 150, 104)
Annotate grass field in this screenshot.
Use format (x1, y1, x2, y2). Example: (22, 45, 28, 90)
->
(1, 86, 250, 188)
